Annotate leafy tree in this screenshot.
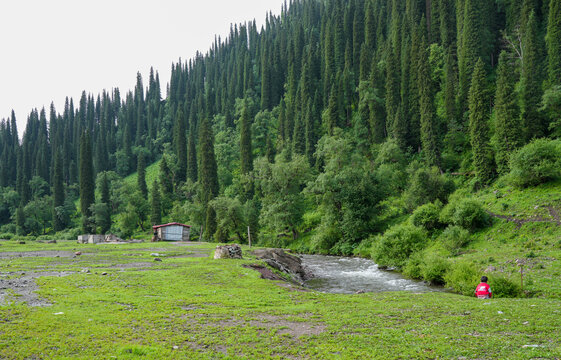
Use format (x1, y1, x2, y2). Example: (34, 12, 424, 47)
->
(210, 196, 246, 243)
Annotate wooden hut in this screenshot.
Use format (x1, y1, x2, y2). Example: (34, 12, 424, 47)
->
(152, 223, 191, 242)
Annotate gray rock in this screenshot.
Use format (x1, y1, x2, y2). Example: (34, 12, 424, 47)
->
(214, 244, 243, 259)
(251, 248, 312, 282)
(154, 258, 162, 262)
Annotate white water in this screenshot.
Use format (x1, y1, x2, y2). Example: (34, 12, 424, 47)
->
(301, 255, 445, 294)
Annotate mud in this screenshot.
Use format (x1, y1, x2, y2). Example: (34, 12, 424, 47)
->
(0, 251, 76, 259)
(0, 271, 74, 307)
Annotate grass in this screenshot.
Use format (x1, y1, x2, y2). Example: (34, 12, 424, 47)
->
(1, 240, 561, 359)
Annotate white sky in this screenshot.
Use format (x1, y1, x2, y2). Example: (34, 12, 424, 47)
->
(0, 0, 283, 137)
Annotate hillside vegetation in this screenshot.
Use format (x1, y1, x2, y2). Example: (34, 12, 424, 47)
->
(0, 0, 560, 299)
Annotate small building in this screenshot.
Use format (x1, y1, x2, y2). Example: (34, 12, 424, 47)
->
(152, 222, 191, 242)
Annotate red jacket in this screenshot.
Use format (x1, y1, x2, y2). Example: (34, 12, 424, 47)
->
(475, 282, 492, 298)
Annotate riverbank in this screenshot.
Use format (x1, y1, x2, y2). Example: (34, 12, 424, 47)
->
(1, 240, 560, 359)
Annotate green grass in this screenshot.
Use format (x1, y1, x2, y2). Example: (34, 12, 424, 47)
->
(1, 240, 560, 359)
(122, 159, 161, 189)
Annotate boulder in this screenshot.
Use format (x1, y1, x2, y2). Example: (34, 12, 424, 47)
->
(251, 248, 311, 282)
(214, 244, 243, 259)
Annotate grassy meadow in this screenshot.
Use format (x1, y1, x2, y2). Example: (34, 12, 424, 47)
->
(1, 239, 560, 359)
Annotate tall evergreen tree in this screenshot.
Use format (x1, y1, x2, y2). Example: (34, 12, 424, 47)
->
(520, 11, 545, 140)
(174, 108, 187, 184)
(99, 172, 112, 234)
(547, 0, 561, 86)
(198, 118, 219, 240)
(52, 150, 65, 232)
(137, 152, 148, 198)
(150, 180, 162, 226)
(187, 121, 198, 182)
(494, 51, 522, 175)
(468, 59, 494, 185)
(418, 34, 440, 167)
(239, 99, 253, 174)
(79, 132, 95, 233)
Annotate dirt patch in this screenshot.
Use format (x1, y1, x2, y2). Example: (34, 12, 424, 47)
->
(0, 271, 74, 307)
(243, 264, 286, 281)
(108, 262, 155, 270)
(0, 251, 76, 259)
(168, 252, 210, 259)
(487, 208, 561, 229)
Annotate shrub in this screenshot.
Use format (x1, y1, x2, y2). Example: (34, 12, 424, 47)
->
(371, 223, 427, 269)
(0, 232, 14, 240)
(402, 252, 424, 279)
(411, 202, 443, 231)
(439, 225, 471, 254)
(403, 167, 455, 211)
(353, 237, 375, 258)
(509, 139, 561, 187)
(489, 275, 522, 298)
(420, 254, 450, 285)
(441, 198, 490, 232)
(443, 261, 480, 296)
(310, 224, 340, 254)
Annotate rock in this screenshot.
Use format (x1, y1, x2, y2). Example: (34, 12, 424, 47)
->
(154, 258, 162, 262)
(18, 241, 26, 244)
(47, 240, 57, 244)
(101, 272, 108, 276)
(251, 248, 312, 282)
(150, 253, 161, 257)
(75, 251, 82, 256)
(172, 346, 179, 350)
(484, 265, 496, 273)
(81, 269, 90, 273)
(214, 244, 243, 259)
(355, 290, 365, 294)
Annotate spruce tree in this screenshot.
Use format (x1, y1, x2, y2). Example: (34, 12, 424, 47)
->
(79, 132, 95, 233)
(99, 172, 112, 234)
(385, 48, 400, 138)
(468, 59, 494, 185)
(418, 34, 440, 167)
(494, 51, 522, 175)
(520, 11, 545, 140)
(239, 99, 253, 174)
(159, 156, 173, 198)
(547, 0, 561, 86)
(137, 152, 147, 198)
(187, 122, 198, 182)
(174, 108, 187, 183)
(150, 180, 162, 226)
(52, 150, 65, 231)
(198, 117, 219, 240)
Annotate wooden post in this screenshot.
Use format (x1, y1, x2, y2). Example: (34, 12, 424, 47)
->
(520, 265, 524, 293)
(247, 226, 252, 248)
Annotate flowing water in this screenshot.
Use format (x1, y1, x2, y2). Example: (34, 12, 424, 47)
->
(301, 254, 446, 294)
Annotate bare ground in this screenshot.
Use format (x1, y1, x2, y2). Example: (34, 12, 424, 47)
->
(0, 271, 74, 307)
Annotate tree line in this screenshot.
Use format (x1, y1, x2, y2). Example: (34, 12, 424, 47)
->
(0, 0, 560, 254)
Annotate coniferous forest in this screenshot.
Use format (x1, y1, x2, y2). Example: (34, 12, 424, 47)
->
(1, 0, 561, 266)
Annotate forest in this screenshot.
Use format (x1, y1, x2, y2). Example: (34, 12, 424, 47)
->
(1, 0, 560, 275)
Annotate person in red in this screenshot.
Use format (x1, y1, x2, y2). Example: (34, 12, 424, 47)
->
(475, 276, 493, 299)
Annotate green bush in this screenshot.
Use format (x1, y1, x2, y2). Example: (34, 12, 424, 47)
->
(489, 275, 522, 298)
(443, 261, 480, 296)
(371, 223, 427, 269)
(439, 225, 471, 254)
(353, 237, 375, 258)
(403, 167, 455, 211)
(0, 232, 14, 240)
(509, 139, 561, 187)
(310, 224, 340, 254)
(420, 254, 450, 285)
(441, 198, 490, 232)
(410, 202, 443, 231)
(402, 252, 424, 279)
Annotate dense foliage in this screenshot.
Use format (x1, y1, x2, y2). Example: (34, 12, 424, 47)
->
(0, 0, 559, 273)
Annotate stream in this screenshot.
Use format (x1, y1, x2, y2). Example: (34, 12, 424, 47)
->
(300, 254, 446, 294)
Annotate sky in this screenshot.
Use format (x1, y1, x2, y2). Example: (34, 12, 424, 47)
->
(0, 0, 283, 137)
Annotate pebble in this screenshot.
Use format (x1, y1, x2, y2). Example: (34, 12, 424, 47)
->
(154, 258, 162, 262)
(101, 272, 108, 276)
(498, 311, 504, 314)
(172, 346, 179, 350)
(75, 251, 82, 256)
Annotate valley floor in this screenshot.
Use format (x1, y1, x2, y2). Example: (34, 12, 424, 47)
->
(0, 240, 560, 359)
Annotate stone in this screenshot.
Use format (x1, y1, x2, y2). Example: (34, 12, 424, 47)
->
(18, 241, 26, 244)
(214, 244, 243, 259)
(154, 258, 162, 262)
(75, 251, 82, 256)
(101, 272, 108, 276)
(251, 248, 312, 282)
